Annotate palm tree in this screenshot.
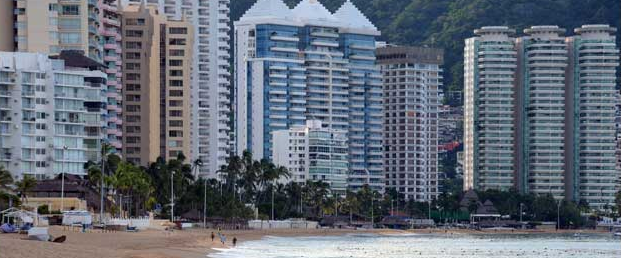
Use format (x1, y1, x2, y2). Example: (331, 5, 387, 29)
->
(15, 175, 36, 203)
(191, 159, 203, 179)
(0, 166, 13, 192)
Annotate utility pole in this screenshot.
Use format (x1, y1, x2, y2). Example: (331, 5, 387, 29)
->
(203, 178, 207, 228)
(61, 145, 68, 212)
(170, 171, 175, 222)
(557, 200, 561, 231)
(271, 185, 275, 221)
(519, 203, 524, 224)
(370, 194, 374, 228)
(100, 145, 106, 224)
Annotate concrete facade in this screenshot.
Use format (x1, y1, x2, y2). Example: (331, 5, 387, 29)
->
(272, 120, 349, 193)
(121, 3, 193, 165)
(377, 45, 443, 201)
(0, 52, 106, 179)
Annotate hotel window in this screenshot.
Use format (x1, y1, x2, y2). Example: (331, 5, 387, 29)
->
(169, 90, 183, 97)
(169, 80, 183, 87)
(125, 83, 141, 91)
(59, 19, 81, 29)
(61, 5, 80, 15)
(169, 27, 187, 34)
(49, 4, 59, 11)
(169, 60, 183, 66)
(59, 33, 81, 44)
(126, 94, 141, 101)
(125, 52, 141, 60)
(125, 30, 143, 37)
(125, 41, 142, 49)
(125, 63, 141, 70)
(169, 70, 183, 77)
(126, 73, 140, 80)
(169, 39, 186, 45)
(169, 130, 183, 137)
(125, 18, 145, 26)
(169, 120, 183, 127)
(169, 110, 182, 117)
(169, 50, 185, 56)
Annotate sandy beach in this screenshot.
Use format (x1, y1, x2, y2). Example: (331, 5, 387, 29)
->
(0, 226, 361, 258)
(0, 227, 612, 258)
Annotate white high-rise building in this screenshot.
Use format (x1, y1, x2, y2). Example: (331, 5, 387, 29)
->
(234, 0, 384, 192)
(123, 0, 232, 177)
(377, 46, 443, 201)
(0, 52, 106, 180)
(272, 120, 348, 193)
(464, 25, 620, 209)
(464, 26, 518, 192)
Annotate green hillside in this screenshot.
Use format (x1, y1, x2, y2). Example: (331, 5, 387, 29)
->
(231, 0, 621, 104)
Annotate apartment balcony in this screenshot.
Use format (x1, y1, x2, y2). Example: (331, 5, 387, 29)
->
(101, 29, 117, 37)
(103, 55, 117, 62)
(102, 17, 120, 27)
(101, 3, 118, 12)
(270, 36, 299, 42)
(104, 43, 118, 50)
(106, 128, 118, 135)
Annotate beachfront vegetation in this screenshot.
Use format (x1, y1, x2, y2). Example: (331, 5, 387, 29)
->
(80, 149, 618, 228)
(14, 175, 36, 203)
(0, 166, 18, 211)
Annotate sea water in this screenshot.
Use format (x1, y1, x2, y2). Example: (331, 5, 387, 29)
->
(209, 233, 621, 258)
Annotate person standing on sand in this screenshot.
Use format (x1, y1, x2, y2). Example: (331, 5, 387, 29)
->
(211, 232, 215, 242)
(220, 234, 226, 245)
(232, 237, 237, 247)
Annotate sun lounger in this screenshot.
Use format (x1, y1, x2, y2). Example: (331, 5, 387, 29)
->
(27, 227, 50, 241)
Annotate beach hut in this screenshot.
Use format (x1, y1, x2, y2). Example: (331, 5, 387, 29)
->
(1, 208, 43, 228)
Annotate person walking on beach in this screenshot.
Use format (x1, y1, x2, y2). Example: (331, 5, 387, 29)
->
(220, 233, 226, 245)
(232, 237, 237, 247)
(211, 232, 215, 242)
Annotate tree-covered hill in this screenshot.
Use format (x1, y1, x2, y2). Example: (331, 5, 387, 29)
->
(232, 0, 621, 105)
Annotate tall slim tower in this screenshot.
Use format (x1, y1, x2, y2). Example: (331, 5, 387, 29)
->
(377, 46, 443, 201)
(463, 27, 518, 191)
(519, 26, 568, 198)
(123, 0, 232, 178)
(121, 3, 194, 166)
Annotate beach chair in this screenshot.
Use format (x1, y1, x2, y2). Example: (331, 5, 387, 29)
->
(126, 225, 138, 232)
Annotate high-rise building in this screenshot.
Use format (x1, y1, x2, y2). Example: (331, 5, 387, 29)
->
(464, 26, 518, 192)
(464, 25, 620, 209)
(98, 0, 124, 152)
(377, 46, 443, 201)
(272, 120, 348, 193)
(234, 0, 383, 192)
(120, 3, 193, 165)
(0, 0, 123, 153)
(122, 0, 232, 178)
(0, 52, 106, 179)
